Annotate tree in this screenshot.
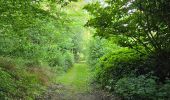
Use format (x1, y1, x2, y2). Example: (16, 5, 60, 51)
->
(84, 0, 170, 81)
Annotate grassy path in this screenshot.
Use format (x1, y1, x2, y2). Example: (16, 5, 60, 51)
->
(56, 63, 91, 92)
(37, 63, 117, 100)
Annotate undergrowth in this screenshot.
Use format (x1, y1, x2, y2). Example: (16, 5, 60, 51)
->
(0, 56, 56, 100)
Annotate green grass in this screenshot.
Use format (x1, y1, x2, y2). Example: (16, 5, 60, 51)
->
(56, 63, 91, 92)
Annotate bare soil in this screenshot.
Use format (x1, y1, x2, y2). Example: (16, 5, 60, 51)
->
(36, 84, 120, 100)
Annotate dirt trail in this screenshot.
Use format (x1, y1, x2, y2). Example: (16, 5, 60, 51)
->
(36, 84, 118, 100)
(36, 63, 119, 100)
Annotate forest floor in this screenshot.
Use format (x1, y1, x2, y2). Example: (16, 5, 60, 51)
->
(36, 63, 119, 100)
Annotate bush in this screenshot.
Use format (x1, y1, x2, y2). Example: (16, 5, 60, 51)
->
(0, 69, 15, 99)
(87, 37, 121, 70)
(115, 76, 170, 100)
(87, 37, 106, 67)
(47, 51, 65, 67)
(93, 48, 145, 90)
(63, 51, 74, 70)
(115, 76, 157, 100)
(0, 57, 53, 99)
(89, 45, 170, 99)
(157, 80, 170, 99)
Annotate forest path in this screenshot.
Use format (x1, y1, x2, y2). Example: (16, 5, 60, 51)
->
(37, 63, 118, 100)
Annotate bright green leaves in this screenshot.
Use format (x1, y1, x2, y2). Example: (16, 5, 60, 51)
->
(0, 0, 86, 64)
(84, 0, 170, 56)
(86, 1, 170, 99)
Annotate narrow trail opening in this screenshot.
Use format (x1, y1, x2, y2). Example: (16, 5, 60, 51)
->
(37, 63, 118, 100)
(57, 63, 91, 92)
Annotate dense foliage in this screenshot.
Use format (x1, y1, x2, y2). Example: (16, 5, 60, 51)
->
(0, 57, 53, 99)
(0, 0, 86, 99)
(1, 0, 170, 99)
(85, 0, 170, 99)
(0, 0, 84, 67)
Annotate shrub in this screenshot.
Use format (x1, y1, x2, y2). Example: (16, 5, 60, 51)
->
(89, 47, 170, 99)
(0, 57, 52, 99)
(94, 48, 145, 90)
(115, 76, 157, 100)
(87, 37, 106, 67)
(0, 69, 15, 100)
(157, 80, 170, 99)
(63, 51, 74, 70)
(115, 76, 170, 100)
(47, 50, 65, 67)
(87, 37, 121, 70)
